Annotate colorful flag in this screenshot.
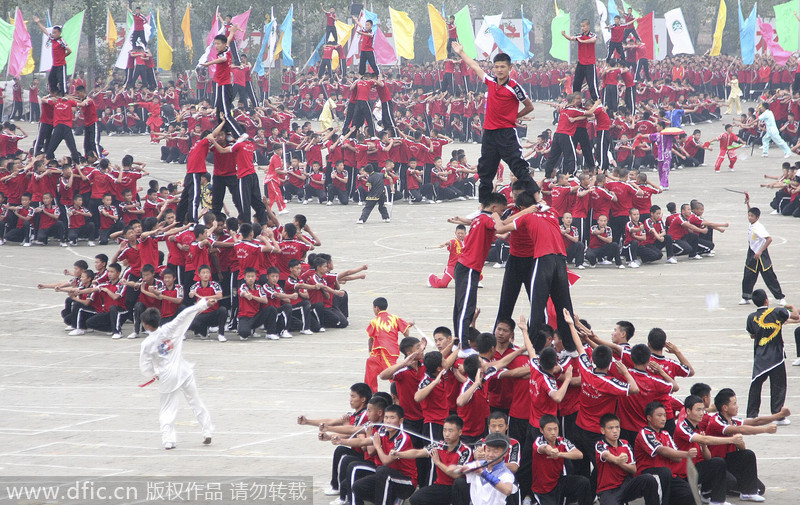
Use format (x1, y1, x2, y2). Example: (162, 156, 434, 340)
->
(621, 0, 641, 17)
(231, 8, 251, 47)
(61, 10, 84, 75)
(0, 17, 11, 74)
(181, 4, 192, 53)
(389, 7, 415, 60)
(254, 17, 275, 75)
(107, 8, 118, 50)
(428, 3, 447, 60)
(38, 11, 52, 72)
(664, 8, 694, 54)
(773, 0, 799, 52)
(636, 12, 655, 60)
(206, 7, 219, 47)
(374, 28, 396, 65)
(266, 8, 278, 67)
(521, 6, 534, 58)
(453, 6, 476, 59)
(596, 0, 611, 42)
(304, 35, 326, 69)
(156, 10, 173, 70)
(279, 5, 294, 66)
(550, 12, 570, 62)
(8, 8, 32, 78)
(710, 0, 727, 56)
(364, 9, 379, 25)
(758, 18, 792, 65)
(117, 10, 153, 68)
(475, 14, 502, 59)
(488, 25, 526, 61)
(608, 0, 620, 20)
(739, 2, 757, 65)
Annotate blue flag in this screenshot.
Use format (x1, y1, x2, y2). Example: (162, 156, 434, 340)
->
(521, 6, 533, 58)
(255, 20, 274, 76)
(489, 26, 527, 62)
(608, 0, 620, 20)
(306, 35, 326, 69)
(280, 5, 294, 67)
(428, 34, 435, 56)
(739, 1, 757, 65)
(364, 9, 379, 25)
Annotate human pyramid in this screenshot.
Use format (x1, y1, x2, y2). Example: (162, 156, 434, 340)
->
(7, 2, 800, 501)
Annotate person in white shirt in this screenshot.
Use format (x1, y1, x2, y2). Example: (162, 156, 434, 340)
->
(740, 197, 785, 306)
(456, 433, 516, 505)
(139, 297, 215, 449)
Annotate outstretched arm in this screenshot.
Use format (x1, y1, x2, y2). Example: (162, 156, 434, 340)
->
(452, 42, 485, 82)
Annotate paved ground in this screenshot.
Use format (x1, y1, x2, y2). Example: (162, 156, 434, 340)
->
(1, 102, 799, 504)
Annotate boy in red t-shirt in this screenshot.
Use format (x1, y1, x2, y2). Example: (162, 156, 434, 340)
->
(427, 224, 466, 288)
(364, 297, 413, 392)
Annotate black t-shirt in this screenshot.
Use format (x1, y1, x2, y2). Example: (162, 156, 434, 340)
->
(746, 306, 789, 377)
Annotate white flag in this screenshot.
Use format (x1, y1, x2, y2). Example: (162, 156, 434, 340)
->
(596, 0, 611, 43)
(475, 14, 502, 60)
(663, 8, 694, 55)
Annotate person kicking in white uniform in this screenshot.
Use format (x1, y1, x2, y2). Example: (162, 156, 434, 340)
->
(139, 297, 215, 449)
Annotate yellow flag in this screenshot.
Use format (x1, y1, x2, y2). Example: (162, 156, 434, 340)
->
(156, 10, 173, 70)
(21, 49, 35, 75)
(107, 9, 117, 50)
(331, 20, 353, 69)
(181, 4, 192, 52)
(427, 3, 447, 60)
(710, 0, 726, 56)
(390, 8, 415, 60)
(275, 33, 283, 60)
(554, 0, 561, 16)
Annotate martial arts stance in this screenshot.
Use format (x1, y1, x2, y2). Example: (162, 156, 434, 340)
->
(758, 103, 792, 158)
(139, 298, 215, 449)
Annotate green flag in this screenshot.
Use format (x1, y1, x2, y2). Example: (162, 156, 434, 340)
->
(620, 0, 641, 18)
(550, 12, 570, 62)
(0, 17, 13, 73)
(453, 6, 477, 59)
(774, 0, 800, 53)
(61, 10, 84, 75)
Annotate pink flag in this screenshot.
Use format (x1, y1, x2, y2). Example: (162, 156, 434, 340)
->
(757, 19, 792, 66)
(206, 7, 220, 47)
(8, 8, 32, 78)
(231, 8, 251, 44)
(374, 28, 397, 65)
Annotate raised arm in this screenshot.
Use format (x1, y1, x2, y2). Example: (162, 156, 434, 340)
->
(452, 42, 485, 82)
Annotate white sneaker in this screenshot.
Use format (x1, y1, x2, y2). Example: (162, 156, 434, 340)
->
(327, 201, 333, 206)
(280, 330, 293, 339)
(628, 261, 639, 269)
(300, 329, 313, 335)
(22, 242, 31, 247)
(618, 264, 626, 269)
(64, 325, 75, 331)
(330, 499, 346, 505)
(323, 487, 340, 496)
(599, 259, 613, 265)
(68, 329, 85, 336)
(127, 332, 139, 339)
(576, 264, 585, 270)
(163, 442, 176, 450)
(318, 327, 326, 332)
(793, 357, 800, 366)
(266, 334, 280, 340)
(358, 201, 364, 206)
(739, 493, 765, 502)
(522, 497, 532, 505)
(778, 298, 787, 306)
(60, 242, 69, 247)
(667, 257, 678, 264)
(770, 210, 780, 215)
(87, 241, 96, 247)
(785, 153, 792, 158)
(111, 333, 123, 339)
(478, 282, 484, 288)
(739, 298, 751, 305)
(706, 251, 716, 257)
(690, 255, 703, 260)
(302, 200, 309, 205)
(709, 501, 733, 505)
(493, 262, 505, 269)
(356, 219, 364, 224)
(209, 326, 219, 333)
(218, 334, 227, 342)
(383, 218, 391, 223)
(761, 154, 769, 157)
(774, 418, 791, 426)
(278, 209, 289, 215)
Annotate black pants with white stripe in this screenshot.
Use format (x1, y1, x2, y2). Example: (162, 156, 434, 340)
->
(747, 362, 787, 418)
(214, 83, 244, 137)
(453, 262, 480, 346)
(177, 173, 205, 224)
(289, 300, 316, 332)
(476, 128, 538, 204)
(86, 306, 129, 334)
(48, 64, 68, 94)
(529, 254, 575, 352)
(595, 129, 611, 172)
(358, 50, 379, 75)
(211, 174, 242, 216)
(237, 173, 268, 224)
(573, 63, 599, 100)
(338, 457, 376, 502)
(83, 123, 101, 158)
(495, 254, 533, 327)
(353, 466, 415, 505)
(597, 474, 661, 505)
(544, 132, 576, 178)
(330, 446, 361, 489)
(46, 124, 82, 161)
(348, 100, 376, 137)
(34, 122, 53, 155)
(410, 480, 470, 505)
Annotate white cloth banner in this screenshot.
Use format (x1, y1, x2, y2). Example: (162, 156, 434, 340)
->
(653, 17, 667, 60)
(474, 14, 502, 60)
(596, 0, 611, 43)
(663, 8, 694, 55)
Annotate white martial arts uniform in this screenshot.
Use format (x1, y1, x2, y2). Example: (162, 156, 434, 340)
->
(139, 299, 214, 446)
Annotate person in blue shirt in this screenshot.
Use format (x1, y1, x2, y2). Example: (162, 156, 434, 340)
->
(758, 103, 793, 158)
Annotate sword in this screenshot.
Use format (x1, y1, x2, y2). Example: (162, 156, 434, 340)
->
(139, 377, 157, 387)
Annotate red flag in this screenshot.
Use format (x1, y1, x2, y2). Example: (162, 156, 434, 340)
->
(636, 12, 654, 60)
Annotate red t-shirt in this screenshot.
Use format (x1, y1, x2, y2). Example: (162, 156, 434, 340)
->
(617, 368, 674, 432)
(482, 75, 528, 130)
(392, 364, 425, 421)
(458, 212, 496, 271)
(532, 436, 577, 494)
(576, 32, 597, 65)
(417, 372, 450, 424)
(359, 28, 374, 52)
(595, 439, 636, 493)
(576, 353, 630, 433)
(51, 38, 68, 66)
(52, 98, 77, 127)
(213, 50, 233, 86)
(634, 427, 681, 477)
(187, 138, 211, 174)
(233, 141, 256, 178)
